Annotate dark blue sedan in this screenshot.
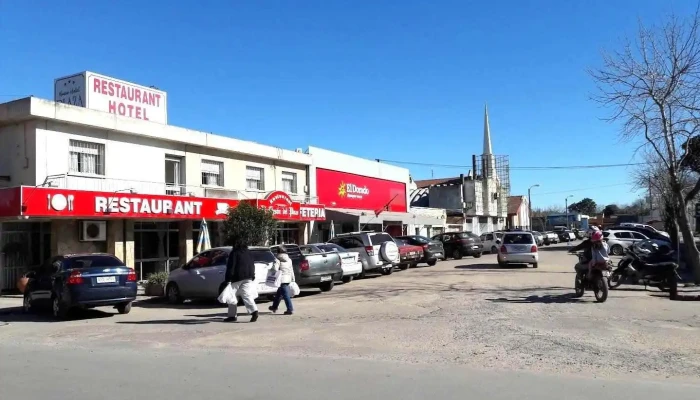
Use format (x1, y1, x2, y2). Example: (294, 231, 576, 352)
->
(23, 253, 138, 319)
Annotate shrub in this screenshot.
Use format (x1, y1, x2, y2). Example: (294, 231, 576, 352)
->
(222, 201, 278, 247)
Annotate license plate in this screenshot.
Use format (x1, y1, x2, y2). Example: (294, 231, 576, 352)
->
(434, 253, 442, 257)
(472, 246, 479, 249)
(96, 276, 116, 283)
(320, 275, 331, 282)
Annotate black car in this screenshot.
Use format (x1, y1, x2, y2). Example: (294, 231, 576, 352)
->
(608, 226, 671, 243)
(22, 253, 138, 319)
(431, 231, 483, 260)
(395, 235, 445, 265)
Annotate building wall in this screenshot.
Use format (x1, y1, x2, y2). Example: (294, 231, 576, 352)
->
(428, 185, 463, 211)
(0, 121, 37, 186)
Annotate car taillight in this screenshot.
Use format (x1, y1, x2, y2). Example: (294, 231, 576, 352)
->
(365, 246, 375, 256)
(67, 270, 83, 285)
(300, 260, 310, 271)
(531, 245, 538, 253)
(500, 245, 507, 253)
(127, 270, 137, 282)
(422, 244, 429, 250)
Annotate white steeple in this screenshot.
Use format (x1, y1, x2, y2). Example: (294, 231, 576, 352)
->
(483, 103, 493, 155)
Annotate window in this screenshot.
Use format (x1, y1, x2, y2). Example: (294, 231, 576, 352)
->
(281, 171, 297, 193)
(616, 232, 633, 239)
(165, 156, 183, 195)
(632, 232, 648, 240)
(201, 160, 223, 186)
(368, 233, 394, 245)
(69, 139, 104, 175)
(246, 166, 265, 190)
(503, 234, 534, 245)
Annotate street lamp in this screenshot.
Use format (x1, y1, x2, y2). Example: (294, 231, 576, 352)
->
(565, 195, 574, 247)
(528, 184, 540, 230)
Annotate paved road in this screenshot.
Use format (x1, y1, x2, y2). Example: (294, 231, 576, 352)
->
(1, 343, 698, 400)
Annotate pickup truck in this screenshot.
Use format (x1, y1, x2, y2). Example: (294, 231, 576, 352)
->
(394, 238, 424, 270)
(302, 243, 363, 283)
(271, 244, 342, 292)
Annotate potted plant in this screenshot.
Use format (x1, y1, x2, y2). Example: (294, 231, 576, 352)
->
(145, 271, 169, 297)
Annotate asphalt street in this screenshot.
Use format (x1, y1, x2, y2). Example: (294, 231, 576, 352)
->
(1, 343, 699, 400)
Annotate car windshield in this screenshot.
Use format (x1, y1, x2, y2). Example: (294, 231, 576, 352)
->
(394, 239, 407, 245)
(65, 255, 123, 268)
(457, 232, 479, 239)
(503, 234, 534, 245)
(369, 233, 394, 245)
(318, 244, 345, 252)
(251, 250, 277, 263)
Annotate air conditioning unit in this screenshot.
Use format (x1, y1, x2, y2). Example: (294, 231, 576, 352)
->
(80, 221, 107, 242)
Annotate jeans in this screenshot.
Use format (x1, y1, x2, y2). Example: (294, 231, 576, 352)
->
(227, 279, 258, 318)
(271, 283, 293, 312)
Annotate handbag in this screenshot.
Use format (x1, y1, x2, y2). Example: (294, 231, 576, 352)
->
(265, 270, 281, 287)
(289, 282, 300, 297)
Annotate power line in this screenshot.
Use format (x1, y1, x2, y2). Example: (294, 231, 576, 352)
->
(378, 159, 648, 170)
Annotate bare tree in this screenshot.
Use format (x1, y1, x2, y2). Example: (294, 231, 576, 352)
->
(591, 9, 700, 282)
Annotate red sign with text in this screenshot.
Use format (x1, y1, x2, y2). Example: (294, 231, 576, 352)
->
(13, 187, 326, 221)
(316, 168, 407, 212)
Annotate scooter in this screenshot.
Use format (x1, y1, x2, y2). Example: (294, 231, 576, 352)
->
(608, 241, 679, 298)
(572, 253, 612, 303)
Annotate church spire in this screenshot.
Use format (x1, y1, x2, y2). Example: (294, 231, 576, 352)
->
(483, 103, 493, 155)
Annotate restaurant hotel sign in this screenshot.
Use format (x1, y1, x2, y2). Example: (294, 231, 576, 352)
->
(54, 71, 168, 124)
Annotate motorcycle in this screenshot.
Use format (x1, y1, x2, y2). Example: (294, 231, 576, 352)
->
(572, 253, 612, 302)
(608, 240, 679, 298)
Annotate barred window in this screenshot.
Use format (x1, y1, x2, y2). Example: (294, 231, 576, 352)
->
(246, 166, 265, 190)
(281, 171, 297, 193)
(69, 140, 105, 175)
(201, 160, 224, 186)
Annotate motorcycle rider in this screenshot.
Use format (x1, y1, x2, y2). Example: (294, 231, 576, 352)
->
(588, 230, 610, 277)
(568, 226, 599, 271)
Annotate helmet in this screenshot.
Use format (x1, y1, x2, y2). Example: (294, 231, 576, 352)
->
(591, 230, 603, 242)
(589, 226, 600, 231)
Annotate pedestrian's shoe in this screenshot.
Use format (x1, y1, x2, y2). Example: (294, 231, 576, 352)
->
(268, 306, 277, 313)
(250, 311, 259, 322)
(284, 310, 293, 315)
(223, 317, 237, 323)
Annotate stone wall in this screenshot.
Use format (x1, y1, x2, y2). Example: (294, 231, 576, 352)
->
(51, 220, 107, 255)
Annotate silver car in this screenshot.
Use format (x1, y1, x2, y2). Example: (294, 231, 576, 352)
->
(165, 246, 278, 304)
(497, 232, 539, 268)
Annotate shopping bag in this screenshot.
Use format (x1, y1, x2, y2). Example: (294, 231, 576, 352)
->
(289, 282, 300, 297)
(265, 270, 281, 288)
(217, 283, 237, 304)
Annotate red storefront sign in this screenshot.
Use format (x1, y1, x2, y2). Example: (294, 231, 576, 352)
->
(9, 187, 326, 221)
(316, 168, 407, 213)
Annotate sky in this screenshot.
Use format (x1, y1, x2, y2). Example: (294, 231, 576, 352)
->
(1, 0, 697, 209)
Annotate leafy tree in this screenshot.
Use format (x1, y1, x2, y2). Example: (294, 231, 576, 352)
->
(603, 204, 619, 216)
(222, 202, 278, 247)
(567, 198, 597, 215)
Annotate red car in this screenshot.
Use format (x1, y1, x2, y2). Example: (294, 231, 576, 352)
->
(395, 238, 424, 270)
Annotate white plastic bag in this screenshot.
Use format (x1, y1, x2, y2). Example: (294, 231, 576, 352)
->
(289, 282, 300, 297)
(217, 283, 237, 304)
(265, 270, 281, 288)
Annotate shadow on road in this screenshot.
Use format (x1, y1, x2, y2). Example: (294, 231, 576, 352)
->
(486, 293, 588, 304)
(454, 264, 528, 270)
(537, 245, 578, 252)
(117, 318, 220, 325)
(0, 307, 114, 323)
(132, 291, 321, 310)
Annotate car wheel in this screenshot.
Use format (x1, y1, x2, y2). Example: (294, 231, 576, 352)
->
(117, 302, 132, 314)
(23, 292, 33, 313)
(427, 259, 437, 266)
(611, 245, 624, 256)
(381, 267, 394, 275)
(452, 249, 463, 260)
(166, 283, 183, 304)
(498, 260, 506, 268)
(532, 263, 538, 269)
(491, 246, 498, 254)
(399, 263, 409, 270)
(319, 281, 334, 292)
(473, 252, 482, 258)
(342, 275, 353, 284)
(52, 295, 68, 320)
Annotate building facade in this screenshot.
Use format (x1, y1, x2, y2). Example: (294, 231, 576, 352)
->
(0, 95, 325, 289)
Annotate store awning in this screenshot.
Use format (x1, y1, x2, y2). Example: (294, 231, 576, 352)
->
(326, 208, 417, 225)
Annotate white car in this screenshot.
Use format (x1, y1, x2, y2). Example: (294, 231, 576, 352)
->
(329, 231, 400, 276)
(603, 230, 668, 256)
(619, 223, 670, 238)
(497, 232, 539, 268)
(480, 231, 504, 254)
(302, 243, 363, 283)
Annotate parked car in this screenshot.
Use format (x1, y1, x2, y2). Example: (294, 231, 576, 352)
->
(272, 243, 342, 292)
(619, 223, 670, 238)
(431, 231, 483, 259)
(497, 231, 539, 268)
(394, 238, 424, 270)
(543, 231, 559, 245)
(603, 230, 668, 256)
(529, 231, 545, 246)
(480, 231, 504, 254)
(395, 235, 445, 265)
(22, 253, 137, 319)
(608, 225, 671, 243)
(302, 243, 362, 283)
(166, 246, 279, 304)
(329, 231, 400, 276)
(558, 230, 576, 242)
(572, 229, 586, 240)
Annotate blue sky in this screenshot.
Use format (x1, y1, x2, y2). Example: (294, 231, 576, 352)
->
(1, 0, 696, 209)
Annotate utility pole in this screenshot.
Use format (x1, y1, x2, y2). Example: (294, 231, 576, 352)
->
(565, 195, 573, 247)
(528, 184, 540, 230)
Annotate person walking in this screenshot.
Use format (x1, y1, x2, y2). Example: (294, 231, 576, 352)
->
(269, 247, 295, 315)
(224, 244, 259, 322)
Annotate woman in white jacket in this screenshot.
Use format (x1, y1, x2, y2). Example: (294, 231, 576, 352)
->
(269, 247, 295, 315)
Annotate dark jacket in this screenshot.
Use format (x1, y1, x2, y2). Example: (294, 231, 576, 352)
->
(225, 247, 256, 283)
(570, 239, 592, 261)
